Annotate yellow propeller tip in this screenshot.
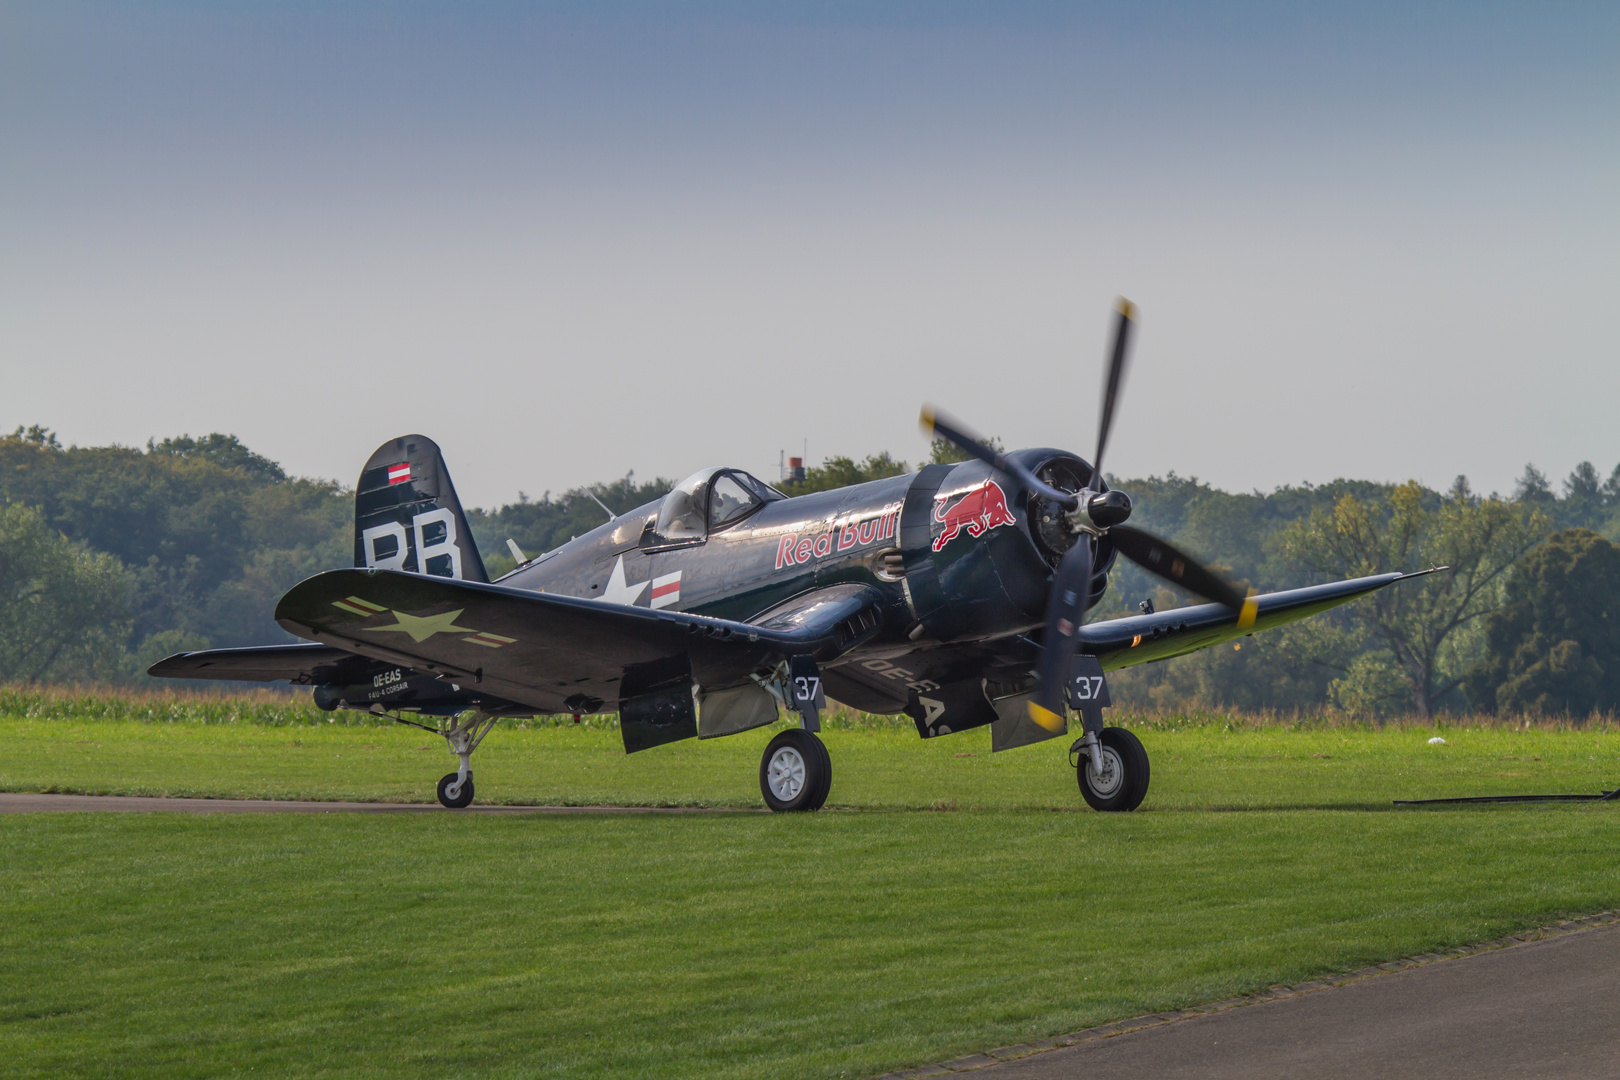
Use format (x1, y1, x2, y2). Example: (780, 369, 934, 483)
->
(1117, 298, 1137, 321)
(1027, 702, 1066, 733)
(1237, 597, 1258, 630)
(918, 406, 936, 433)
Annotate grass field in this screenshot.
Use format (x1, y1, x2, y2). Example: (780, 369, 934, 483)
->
(4, 689, 1620, 1078)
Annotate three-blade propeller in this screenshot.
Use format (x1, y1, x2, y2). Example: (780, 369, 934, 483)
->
(922, 299, 1257, 733)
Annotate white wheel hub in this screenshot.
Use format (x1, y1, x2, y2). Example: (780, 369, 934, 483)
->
(1086, 746, 1125, 798)
(767, 746, 806, 801)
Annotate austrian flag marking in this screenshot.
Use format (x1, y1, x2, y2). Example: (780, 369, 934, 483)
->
(650, 570, 682, 609)
(386, 462, 411, 485)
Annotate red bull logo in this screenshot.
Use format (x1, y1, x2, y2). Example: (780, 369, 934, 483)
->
(932, 480, 1018, 552)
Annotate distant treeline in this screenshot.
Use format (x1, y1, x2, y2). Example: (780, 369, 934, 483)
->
(3, 424, 1617, 718)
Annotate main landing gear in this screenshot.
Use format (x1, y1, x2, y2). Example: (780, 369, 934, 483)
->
(759, 728, 831, 812)
(757, 655, 832, 812)
(1073, 726, 1150, 812)
(432, 710, 498, 810)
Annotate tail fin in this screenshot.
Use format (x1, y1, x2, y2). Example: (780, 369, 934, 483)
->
(354, 435, 489, 583)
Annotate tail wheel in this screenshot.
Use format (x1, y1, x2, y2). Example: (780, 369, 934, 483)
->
(1077, 727, 1149, 812)
(437, 772, 475, 809)
(760, 729, 831, 812)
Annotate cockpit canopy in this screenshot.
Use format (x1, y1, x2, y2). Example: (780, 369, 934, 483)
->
(653, 468, 783, 544)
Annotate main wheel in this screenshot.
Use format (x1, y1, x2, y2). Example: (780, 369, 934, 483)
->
(437, 771, 475, 809)
(760, 729, 831, 812)
(1077, 727, 1149, 812)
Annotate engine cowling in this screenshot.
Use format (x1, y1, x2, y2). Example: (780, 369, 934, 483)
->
(897, 450, 1116, 643)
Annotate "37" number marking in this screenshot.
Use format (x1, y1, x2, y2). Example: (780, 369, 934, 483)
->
(1072, 675, 1104, 701)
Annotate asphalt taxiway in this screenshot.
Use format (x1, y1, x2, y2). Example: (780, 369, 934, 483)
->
(888, 918, 1620, 1079)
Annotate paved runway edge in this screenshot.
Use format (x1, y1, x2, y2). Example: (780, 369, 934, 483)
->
(0, 792, 761, 814)
(872, 910, 1620, 1080)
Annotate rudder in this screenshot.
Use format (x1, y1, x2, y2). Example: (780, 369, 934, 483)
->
(354, 435, 489, 583)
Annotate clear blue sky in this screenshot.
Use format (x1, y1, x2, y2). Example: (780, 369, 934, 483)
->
(4, 2, 1616, 506)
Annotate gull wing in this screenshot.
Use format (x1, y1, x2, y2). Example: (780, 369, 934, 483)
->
(272, 569, 884, 714)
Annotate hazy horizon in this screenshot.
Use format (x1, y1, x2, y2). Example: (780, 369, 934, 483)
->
(5, 2, 1616, 507)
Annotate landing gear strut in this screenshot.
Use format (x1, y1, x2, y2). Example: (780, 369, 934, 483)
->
(433, 710, 498, 809)
(760, 729, 831, 812)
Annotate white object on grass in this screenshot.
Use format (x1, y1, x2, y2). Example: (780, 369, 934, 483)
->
(1428, 736, 1446, 745)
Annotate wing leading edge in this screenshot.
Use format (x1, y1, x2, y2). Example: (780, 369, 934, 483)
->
(1081, 570, 1431, 669)
(147, 643, 371, 684)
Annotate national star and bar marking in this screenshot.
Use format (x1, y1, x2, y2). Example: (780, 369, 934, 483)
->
(367, 608, 478, 643)
(596, 556, 649, 606)
(464, 631, 516, 648)
(329, 599, 518, 648)
(331, 595, 387, 617)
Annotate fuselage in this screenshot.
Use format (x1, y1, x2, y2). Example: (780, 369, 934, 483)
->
(496, 450, 1110, 713)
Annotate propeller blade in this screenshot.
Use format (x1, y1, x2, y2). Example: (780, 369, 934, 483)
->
(920, 406, 1078, 509)
(1110, 525, 1258, 628)
(1090, 298, 1135, 488)
(1027, 538, 1093, 733)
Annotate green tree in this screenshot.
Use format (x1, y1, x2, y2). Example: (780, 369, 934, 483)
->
(1281, 480, 1548, 718)
(928, 436, 1000, 466)
(0, 503, 132, 682)
(147, 433, 287, 484)
(0, 426, 351, 655)
(1515, 463, 1555, 504)
(778, 453, 910, 496)
(470, 472, 677, 577)
(1463, 529, 1620, 716)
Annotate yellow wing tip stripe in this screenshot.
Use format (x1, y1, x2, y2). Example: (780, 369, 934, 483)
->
(1027, 702, 1066, 733)
(1237, 596, 1259, 630)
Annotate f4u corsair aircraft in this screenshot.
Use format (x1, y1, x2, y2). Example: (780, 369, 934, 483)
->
(153, 302, 1424, 811)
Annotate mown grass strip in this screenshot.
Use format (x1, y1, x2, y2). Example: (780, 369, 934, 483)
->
(3, 808, 1618, 1079)
(6, 712, 1620, 810)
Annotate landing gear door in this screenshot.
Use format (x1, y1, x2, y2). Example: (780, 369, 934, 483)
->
(1068, 655, 1111, 735)
(990, 692, 1066, 752)
(788, 655, 826, 732)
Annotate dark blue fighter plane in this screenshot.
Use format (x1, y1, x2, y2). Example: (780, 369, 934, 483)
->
(152, 302, 1426, 811)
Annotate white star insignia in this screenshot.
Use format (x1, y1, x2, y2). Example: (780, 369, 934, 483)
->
(595, 555, 648, 606)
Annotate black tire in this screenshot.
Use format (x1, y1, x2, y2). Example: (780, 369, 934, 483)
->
(760, 729, 829, 812)
(806, 732, 833, 811)
(437, 771, 475, 809)
(1077, 727, 1149, 812)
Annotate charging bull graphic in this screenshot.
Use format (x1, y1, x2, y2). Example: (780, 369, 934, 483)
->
(932, 479, 1018, 552)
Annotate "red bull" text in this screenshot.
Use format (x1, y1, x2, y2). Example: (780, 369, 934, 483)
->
(932, 480, 1018, 552)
